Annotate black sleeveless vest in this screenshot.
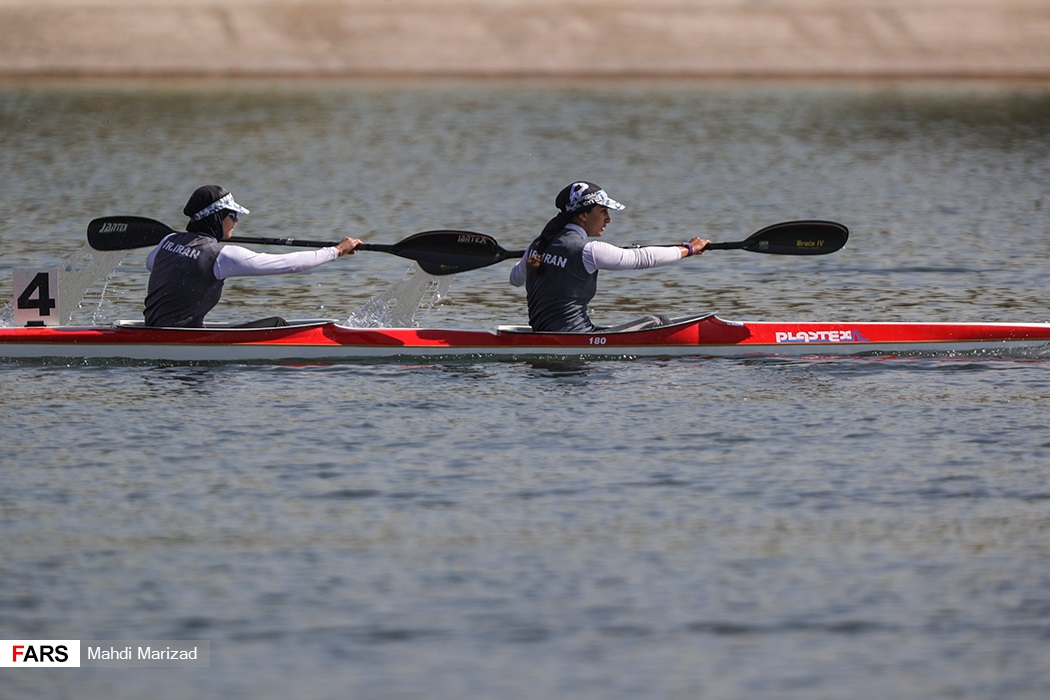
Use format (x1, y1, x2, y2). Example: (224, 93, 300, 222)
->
(144, 232, 225, 328)
(524, 227, 598, 332)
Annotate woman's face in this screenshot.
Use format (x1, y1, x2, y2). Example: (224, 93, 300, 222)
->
(577, 205, 611, 237)
(221, 212, 238, 239)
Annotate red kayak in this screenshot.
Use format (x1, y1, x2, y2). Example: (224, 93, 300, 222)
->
(2, 314, 1049, 362)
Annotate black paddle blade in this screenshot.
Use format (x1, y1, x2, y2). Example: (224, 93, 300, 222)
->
(707, 220, 849, 255)
(87, 216, 175, 250)
(367, 230, 521, 275)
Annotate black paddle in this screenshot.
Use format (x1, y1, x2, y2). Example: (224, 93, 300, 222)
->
(699, 220, 848, 255)
(86, 216, 520, 276)
(87, 216, 847, 277)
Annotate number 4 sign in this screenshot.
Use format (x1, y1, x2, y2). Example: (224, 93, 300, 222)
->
(13, 268, 61, 327)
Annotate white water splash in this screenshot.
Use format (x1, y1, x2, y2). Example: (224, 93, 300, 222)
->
(346, 268, 453, 328)
(59, 247, 130, 324)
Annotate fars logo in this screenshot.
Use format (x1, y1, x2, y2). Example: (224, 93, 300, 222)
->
(0, 640, 81, 668)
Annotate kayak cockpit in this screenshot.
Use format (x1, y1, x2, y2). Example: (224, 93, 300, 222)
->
(495, 313, 717, 335)
(112, 319, 338, 332)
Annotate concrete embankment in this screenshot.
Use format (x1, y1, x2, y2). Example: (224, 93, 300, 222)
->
(1, 0, 1048, 79)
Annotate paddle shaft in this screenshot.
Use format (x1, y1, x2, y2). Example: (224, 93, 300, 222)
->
(229, 235, 396, 253)
(512, 220, 847, 258)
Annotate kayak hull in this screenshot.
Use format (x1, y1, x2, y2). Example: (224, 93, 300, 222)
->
(2, 314, 1050, 362)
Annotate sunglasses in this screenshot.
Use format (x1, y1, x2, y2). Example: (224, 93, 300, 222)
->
(227, 211, 239, 222)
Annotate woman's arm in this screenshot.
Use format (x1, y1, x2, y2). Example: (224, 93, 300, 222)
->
(582, 240, 685, 273)
(213, 244, 340, 279)
(509, 252, 529, 287)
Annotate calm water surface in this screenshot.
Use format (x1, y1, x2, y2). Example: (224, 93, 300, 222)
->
(2, 80, 1050, 699)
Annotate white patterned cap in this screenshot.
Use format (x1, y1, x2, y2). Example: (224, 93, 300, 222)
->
(556, 181, 625, 214)
(184, 185, 250, 221)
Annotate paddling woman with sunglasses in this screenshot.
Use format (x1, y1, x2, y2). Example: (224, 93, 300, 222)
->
(509, 181, 710, 332)
(144, 185, 361, 328)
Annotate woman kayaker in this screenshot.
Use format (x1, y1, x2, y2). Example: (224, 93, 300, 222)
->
(144, 185, 361, 328)
(509, 181, 710, 332)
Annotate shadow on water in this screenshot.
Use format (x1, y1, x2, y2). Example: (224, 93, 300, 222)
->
(139, 366, 220, 394)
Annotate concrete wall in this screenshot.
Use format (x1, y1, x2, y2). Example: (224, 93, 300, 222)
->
(2, 0, 1049, 79)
